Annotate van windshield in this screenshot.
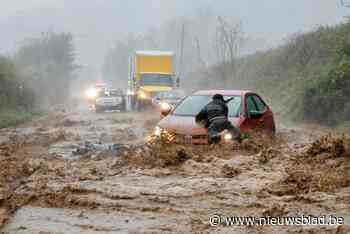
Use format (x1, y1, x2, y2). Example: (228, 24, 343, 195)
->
(141, 74, 173, 86)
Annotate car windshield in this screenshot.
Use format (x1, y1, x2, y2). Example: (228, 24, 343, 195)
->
(98, 90, 121, 97)
(141, 74, 173, 86)
(173, 95, 241, 117)
(108, 90, 121, 96)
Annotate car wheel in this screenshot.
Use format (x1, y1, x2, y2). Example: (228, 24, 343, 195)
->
(271, 122, 276, 137)
(121, 101, 126, 112)
(136, 100, 143, 112)
(130, 96, 136, 111)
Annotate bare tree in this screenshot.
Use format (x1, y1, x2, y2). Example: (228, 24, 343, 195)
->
(213, 16, 244, 82)
(194, 36, 206, 67)
(15, 32, 76, 106)
(341, 0, 350, 8)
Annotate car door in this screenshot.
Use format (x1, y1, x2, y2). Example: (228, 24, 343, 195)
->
(243, 95, 261, 130)
(252, 94, 275, 133)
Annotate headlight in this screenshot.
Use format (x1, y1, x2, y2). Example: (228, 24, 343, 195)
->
(154, 126, 168, 137)
(86, 88, 97, 99)
(223, 132, 233, 142)
(154, 126, 162, 137)
(139, 92, 148, 99)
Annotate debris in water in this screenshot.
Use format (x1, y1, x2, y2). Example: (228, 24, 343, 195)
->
(257, 147, 280, 164)
(269, 134, 350, 195)
(221, 164, 241, 178)
(306, 134, 346, 158)
(72, 141, 131, 158)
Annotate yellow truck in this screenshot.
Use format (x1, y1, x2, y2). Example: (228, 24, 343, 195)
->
(128, 51, 177, 110)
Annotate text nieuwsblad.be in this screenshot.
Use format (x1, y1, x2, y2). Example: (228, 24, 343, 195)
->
(209, 215, 344, 226)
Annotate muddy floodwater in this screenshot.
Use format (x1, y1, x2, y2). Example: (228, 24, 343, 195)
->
(1, 105, 350, 234)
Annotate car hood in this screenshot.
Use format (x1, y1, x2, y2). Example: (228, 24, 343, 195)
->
(158, 115, 240, 135)
(96, 96, 121, 100)
(96, 96, 123, 103)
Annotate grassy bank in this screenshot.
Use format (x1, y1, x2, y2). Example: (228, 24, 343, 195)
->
(0, 109, 40, 129)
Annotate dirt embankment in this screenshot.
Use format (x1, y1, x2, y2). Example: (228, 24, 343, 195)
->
(270, 134, 350, 195)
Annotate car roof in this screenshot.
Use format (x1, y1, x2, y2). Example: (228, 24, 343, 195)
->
(158, 89, 184, 94)
(135, 50, 174, 56)
(193, 90, 253, 96)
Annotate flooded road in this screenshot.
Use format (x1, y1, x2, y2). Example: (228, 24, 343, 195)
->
(1, 105, 350, 233)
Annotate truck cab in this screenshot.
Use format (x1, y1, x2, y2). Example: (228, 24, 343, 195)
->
(128, 51, 176, 111)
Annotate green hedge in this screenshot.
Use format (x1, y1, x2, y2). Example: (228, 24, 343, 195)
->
(302, 61, 350, 126)
(0, 110, 41, 128)
(228, 19, 350, 129)
(0, 109, 39, 129)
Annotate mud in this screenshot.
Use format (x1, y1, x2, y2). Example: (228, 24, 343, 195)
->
(1, 106, 350, 233)
(269, 134, 350, 195)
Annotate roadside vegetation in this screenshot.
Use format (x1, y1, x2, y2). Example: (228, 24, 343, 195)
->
(0, 32, 76, 128)
(232, 20, 350, 128)
(0, 56, 36, 128)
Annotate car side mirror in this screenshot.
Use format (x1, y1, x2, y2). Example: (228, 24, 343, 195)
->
(160, 104, 173, 117)
(249, 110, 264, 119)
(176, 77, 180, 88)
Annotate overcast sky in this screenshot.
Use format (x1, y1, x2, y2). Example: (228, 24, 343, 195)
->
(0, 0, 348, 66)
(0, 0, 56, 18)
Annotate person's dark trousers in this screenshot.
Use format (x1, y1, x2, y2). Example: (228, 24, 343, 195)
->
(207, 119, 242, 144)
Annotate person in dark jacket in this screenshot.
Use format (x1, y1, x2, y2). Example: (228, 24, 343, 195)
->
(195, 94, 242, 144)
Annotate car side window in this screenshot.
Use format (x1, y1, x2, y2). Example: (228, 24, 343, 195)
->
(247, 96, 258, 112)
(252, 95, 267, 112)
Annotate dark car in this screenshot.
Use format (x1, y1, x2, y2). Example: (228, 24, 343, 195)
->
(154, 90, 276, 144)
(152, 90, 185, 111)
(95, 89, 126, 113)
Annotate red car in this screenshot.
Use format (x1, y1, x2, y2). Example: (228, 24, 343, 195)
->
(154, 90, 276, 144)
